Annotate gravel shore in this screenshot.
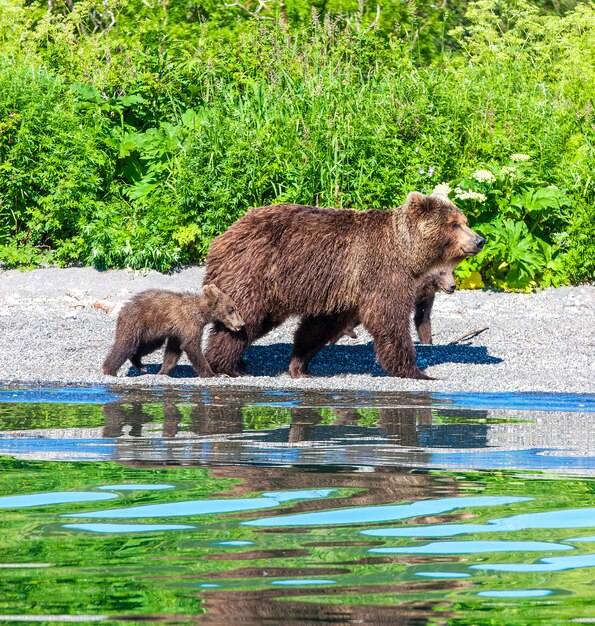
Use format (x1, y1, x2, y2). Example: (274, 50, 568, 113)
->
(0, 266, 593, 394)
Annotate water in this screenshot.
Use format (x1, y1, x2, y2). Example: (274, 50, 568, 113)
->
(0, 386, 594, 624)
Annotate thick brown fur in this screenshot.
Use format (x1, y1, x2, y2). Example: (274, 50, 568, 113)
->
(204, 192, 484, 379)
(102, 285, 244, 377)
(328, 265, 458, 347)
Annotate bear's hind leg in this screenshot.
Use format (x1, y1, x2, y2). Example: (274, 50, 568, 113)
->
(101, 344, 130, 376)
(289, 313, 347, 378)
(103, 341, 135, 376)
(205, 323, 250, 376)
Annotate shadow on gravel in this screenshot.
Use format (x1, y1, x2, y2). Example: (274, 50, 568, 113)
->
(126, 342, 502, 378)
(244, 343, 502, 377)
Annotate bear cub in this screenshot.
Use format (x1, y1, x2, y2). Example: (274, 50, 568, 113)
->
(414, 265, 457, 345)
(326, 265, 457, 347)
(102, 285, 244, 378)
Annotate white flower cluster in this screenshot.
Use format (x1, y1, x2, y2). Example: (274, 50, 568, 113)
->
(501, 165, 517, 177)
(472, 169, 496, 184)
(454, 187, 487, 203)
(432, 183, 452, 197)
(510, 153, 530, 162)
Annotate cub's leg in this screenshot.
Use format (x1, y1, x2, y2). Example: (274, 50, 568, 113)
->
(158, 337, 182, 376)
(130, 339, 165, 371)
(414, 294, 435, 345)
(103, 330, 140, 376)
(183, 339, 215, 377)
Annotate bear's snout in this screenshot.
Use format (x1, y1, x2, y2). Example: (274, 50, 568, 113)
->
(440, 282, 456, 294)
(475, 236, 485, 250)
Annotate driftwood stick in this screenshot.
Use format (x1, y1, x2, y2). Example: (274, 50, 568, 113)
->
(449, 326, 489, 345)
(91, 300, 115, 314)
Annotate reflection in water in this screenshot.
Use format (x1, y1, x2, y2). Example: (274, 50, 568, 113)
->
(96, 484, 175, 491)
(271, 579, 337, 586)
(415, 572, 471, 578)
(472, 553, 595, 573)
(243, 496, 530, 527)
(63, 522, 196, 533)
(0, 388, 594, 624)
(477, 589, 553, 598)
(64, 489, 336, 519)
(369, 540, 574, 554)
(362, 507, 595, 538)
(1, 390, 594, 471)
(97, 397, 595, 473)
(0, 491, 118, 508)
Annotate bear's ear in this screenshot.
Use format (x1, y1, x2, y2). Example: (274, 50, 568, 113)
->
(405, 191, 435, 217)
(203, 284, 221, 302)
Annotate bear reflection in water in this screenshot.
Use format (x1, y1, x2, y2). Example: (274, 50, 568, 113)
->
(100, 398, 469, 623)
(101, 398, 489, 455)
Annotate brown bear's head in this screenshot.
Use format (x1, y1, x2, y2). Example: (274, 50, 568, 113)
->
(203, 284, 245, 332)
(402, 192, 485, 272)
(428, 266, 457, 294)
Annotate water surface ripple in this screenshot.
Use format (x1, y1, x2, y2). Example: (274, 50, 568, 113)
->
(0, 385, 593, 624)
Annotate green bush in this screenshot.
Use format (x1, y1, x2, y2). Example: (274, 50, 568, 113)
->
(0, 0, 592, 286)
(434, 155, 571, 290)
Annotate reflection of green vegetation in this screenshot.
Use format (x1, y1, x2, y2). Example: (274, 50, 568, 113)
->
(355, 409, 381, 427)
(0, 458, 239, 618)
(0, 400, 533, 434)
(242, 406, 348, 429)
(242, 406, 293, 430)
(1, 460, 595, 621)
(0, 402, 204, 432)
(241, 406, 384, 430)
(0, 403, 105, 430)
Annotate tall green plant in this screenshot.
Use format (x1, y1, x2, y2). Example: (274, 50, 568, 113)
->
(0, 0, 592, 284)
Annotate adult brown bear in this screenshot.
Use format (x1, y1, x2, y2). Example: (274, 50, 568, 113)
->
(204, 192, 484, 379)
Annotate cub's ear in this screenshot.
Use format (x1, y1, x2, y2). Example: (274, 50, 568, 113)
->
(202, 284, 222, 301)
(405, 191, 435, 217)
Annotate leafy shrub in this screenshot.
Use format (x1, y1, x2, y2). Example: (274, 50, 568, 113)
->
(434, 155, 571, 289)
(0, 0, 592, 286)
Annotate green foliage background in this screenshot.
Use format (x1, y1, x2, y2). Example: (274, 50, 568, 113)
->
(0, 0, 593, 287)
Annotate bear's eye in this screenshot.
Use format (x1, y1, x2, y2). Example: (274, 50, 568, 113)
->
(228, 307, 235, 314)
(451, 222, 460, 230)
(439, 271, 446, 276)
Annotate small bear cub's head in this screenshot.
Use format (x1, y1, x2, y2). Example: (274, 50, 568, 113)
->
(202, 284, 245, 332)
(429, 266, 457, 294)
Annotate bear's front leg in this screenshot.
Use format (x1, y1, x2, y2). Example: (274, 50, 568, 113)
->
(360, 300, 432, 380)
